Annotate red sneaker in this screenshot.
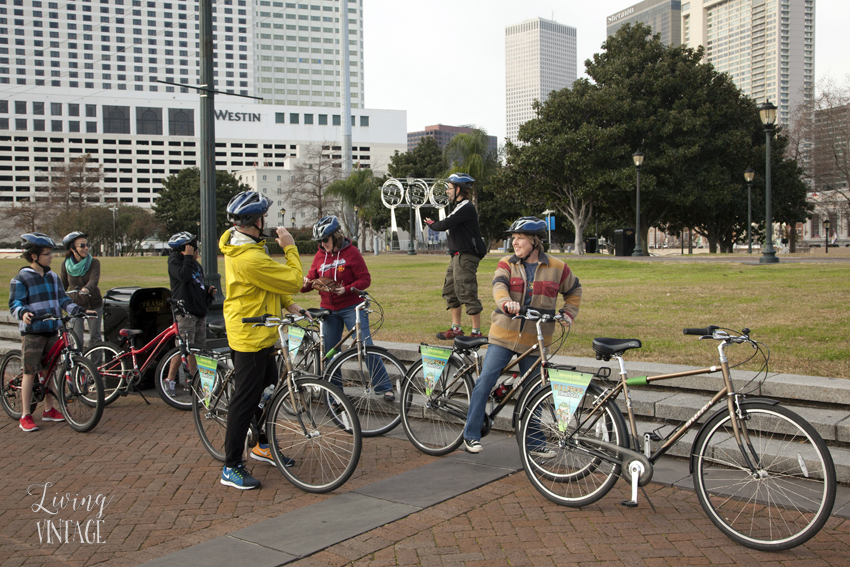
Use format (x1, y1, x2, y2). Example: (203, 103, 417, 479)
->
(42, 408, 65, 422)
(436, 327, 464, 340)
(470, 331, 484, 338)
(20, 414, 39, 432)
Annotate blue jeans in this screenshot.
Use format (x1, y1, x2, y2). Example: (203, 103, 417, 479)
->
(463, 343, 545, 448)
(324, 304, 391, 393)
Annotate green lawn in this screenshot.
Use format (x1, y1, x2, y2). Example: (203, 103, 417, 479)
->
(3, 253, 848, 378)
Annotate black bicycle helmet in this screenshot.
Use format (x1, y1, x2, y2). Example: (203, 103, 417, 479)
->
(313, 216, 341, 241)
(21, 233, 56, 250)
(62, 231, 87, 250)
(506, 217, 547, 239)
(168, 231, 196, 249)
(226, 190, 272, 226)
(446, 173, 475, 191)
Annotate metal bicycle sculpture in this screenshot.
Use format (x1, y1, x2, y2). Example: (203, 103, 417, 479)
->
(380, 177, 450, 251)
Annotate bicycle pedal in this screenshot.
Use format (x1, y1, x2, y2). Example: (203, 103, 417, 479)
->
(620, 500, 639, 508)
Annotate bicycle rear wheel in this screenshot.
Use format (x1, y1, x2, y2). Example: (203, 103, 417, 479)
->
(400, 358, 472, 456)
(266, 376, 362, 493)
(83, 341, 128, 405)
(519, 383, 627, 507)
(56, 356, 105, 432)
(191, 365, 232, 461)
(0, 350, 36, 420)
(155, 345, 211, 411)
(692, 402, 836, 551)
(324, 346, 405, 436)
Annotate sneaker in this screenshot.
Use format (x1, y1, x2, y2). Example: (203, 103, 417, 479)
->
(41, 408, 65, 422)
(250, 444, 294, 467)
(382, 390, 395, 403)
(470, 331, 484, 338)
(464, 439, 483, 454)
(220, 463, 261, 490)
(20, 414, 39, 432)
(529, 448, 557, 459)
(436, 327, 464, 340)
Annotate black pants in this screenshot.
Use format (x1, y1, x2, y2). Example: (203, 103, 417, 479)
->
(224, 347, 278, 468)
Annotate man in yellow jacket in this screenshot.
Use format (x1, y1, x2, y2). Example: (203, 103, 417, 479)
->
(218, 190, 305, 490)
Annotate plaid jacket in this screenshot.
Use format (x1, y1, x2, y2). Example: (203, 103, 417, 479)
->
(9, 267, 82, 334)
(487, 252, 581, 353)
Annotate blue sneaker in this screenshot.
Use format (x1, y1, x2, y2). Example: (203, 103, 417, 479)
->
(221, 463, 261, 490)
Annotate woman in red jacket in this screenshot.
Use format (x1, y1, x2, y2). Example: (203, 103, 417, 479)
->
(300, 216, 393, 400)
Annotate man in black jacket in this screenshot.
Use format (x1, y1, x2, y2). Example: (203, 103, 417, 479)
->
(425, 173, 484, 339)
(165, 231, 216, 391)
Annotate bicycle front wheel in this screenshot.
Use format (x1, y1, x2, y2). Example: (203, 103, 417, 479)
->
(191, 365, 232, 461)
(84, 341, 128, 405)
(0, 350, 36, 420)
(324, 346, 405, 436)
(692, 402, 836, 551)
(519, 383, 628, 508)
(56, 356, 105, 432)
(266, 376, 362, 493)
(155, 345, 209, 411)
(400, 357, 472, 456)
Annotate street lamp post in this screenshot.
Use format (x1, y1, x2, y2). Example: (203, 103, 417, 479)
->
(824, 218, 831, 254)
(291, 212, 296, 229)
(744, 167, 755, 254)
(632, 151, 645, 256)
(541, 209, 554, 250)
(406, 175, 416, 255)
(279, 207, 285, 228)
(109, 206, 118, 257)
(758, 101, 779, 264)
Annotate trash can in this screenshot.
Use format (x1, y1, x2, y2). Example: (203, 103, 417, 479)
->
(614, 229, 635, 257)
(103, 287, 173, 387)
(585, 237, 598, 254)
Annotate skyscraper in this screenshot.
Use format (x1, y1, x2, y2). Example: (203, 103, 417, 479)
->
(682, 0, 815, 126)
(606, 0, 683, 46)
(505, 17, 577, 145)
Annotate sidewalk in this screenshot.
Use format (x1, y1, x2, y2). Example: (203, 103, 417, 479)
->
(2, 387, 849, 567)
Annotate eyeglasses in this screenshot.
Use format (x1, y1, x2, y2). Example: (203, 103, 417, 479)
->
(321, 237, 332, 243)
(77, 243, 89, 249)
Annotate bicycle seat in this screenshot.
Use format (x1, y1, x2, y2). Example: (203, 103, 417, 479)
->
(306, 308, 331, 319)
(454, 336, 489, 350)
(208, 321, 227, 337)
(592, 338, 642, 360)
(119, 329, 144, 337)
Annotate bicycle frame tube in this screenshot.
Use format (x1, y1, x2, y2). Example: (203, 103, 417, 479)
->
(127, 322, 180, 374)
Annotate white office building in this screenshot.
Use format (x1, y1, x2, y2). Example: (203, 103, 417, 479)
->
(682, 0, 815, 126)
(0, 0, 405, 214)
(505, 17, 577, 145)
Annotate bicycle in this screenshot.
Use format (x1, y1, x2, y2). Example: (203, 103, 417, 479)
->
(287, 291, 407, 437)
(192, 310, 362, 493)
(517, 326, 836, 551)
(0, 312, 105, 432)
(83, 299, 208, 409)
(399, 308, 573, 456)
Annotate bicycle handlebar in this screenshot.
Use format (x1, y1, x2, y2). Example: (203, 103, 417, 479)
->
(683, 326, 716, 336)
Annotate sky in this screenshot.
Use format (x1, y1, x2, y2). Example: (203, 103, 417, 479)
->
(362, 0, 850, 145)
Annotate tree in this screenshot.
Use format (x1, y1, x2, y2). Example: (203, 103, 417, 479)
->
(279, 143, 343, 221)
(443, 128, 500, 205)
(325, 168, 379, 249)
(118, 206, 164, 255)
(7, 198, 54, 234)
(50, 205, 113, 256)
(49, 153, 103, 214)
(153, 167, 249, 237)
(387, 136, 445, 179)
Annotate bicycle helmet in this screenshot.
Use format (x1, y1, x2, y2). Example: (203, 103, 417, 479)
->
(313, 216, 341, 241)
(446, 173, 475, 191)
(21, 233, 56, 250)
(167, 231, 196, 249)
(226, 190, 271, 226)
(62, 231, 87, 250)
(506, 217, 547, 239)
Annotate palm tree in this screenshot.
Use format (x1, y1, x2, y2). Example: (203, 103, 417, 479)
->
(325, 168, 378, 250)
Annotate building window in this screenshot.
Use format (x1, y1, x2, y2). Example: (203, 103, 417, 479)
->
(332, 114, 340, 126)
(16, 118, 27, 130)
(68, 103, 80, 117)
(275, 112, 285, 124)
(15, 101, 27, 114)
(168, 107, 194, 136)
(33, 119, 46, 131)
(103, 105, 130, 133)
(359, 115, 368, 127)
(51, 120, 62, 132)
(304, 113, 313, 125)
(136, 106, 162, 134)
(86, 104, 97, 117)
(51, 102, 62, 116)
(33, 102, 45, 115)
(289, 112, 299, 124)
(86, 121, 97, 133)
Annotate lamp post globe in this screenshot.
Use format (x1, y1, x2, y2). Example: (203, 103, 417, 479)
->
(744, 167, 755, 254)
(758, 101, 779, 264)
(632, 151, 645, 257)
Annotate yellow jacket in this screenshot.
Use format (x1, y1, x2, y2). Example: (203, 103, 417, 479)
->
(219, 228, 303, 352)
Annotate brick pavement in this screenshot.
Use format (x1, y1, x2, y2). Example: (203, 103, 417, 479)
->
(2, 392, 849, 567)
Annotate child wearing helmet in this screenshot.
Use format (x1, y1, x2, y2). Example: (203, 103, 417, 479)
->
(461, 217, 582, 455)
(59, 231, 103, 350)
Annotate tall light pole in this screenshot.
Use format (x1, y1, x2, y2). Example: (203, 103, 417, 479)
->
(759, 101, 779, 264)
(291, 212, 296, 229)
(824, 218, 831, 254)
(541, 209, 554, 250)
(744, 167, 755, 254)
(109, 206, 118, 257)
(279, 208, 286, 228)
(632, 151, 645, 256)
(406, 175, 416, 255)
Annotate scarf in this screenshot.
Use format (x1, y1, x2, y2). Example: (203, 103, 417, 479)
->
(65, 254, 92, 277)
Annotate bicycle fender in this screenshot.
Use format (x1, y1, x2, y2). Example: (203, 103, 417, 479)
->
(687, 398, 781, 473)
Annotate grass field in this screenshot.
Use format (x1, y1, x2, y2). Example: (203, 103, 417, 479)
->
(2, 252, 848, 379)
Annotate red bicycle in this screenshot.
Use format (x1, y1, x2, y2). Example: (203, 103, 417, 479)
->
(84, 299, 215, 410)
(0, 313, 105, 432)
